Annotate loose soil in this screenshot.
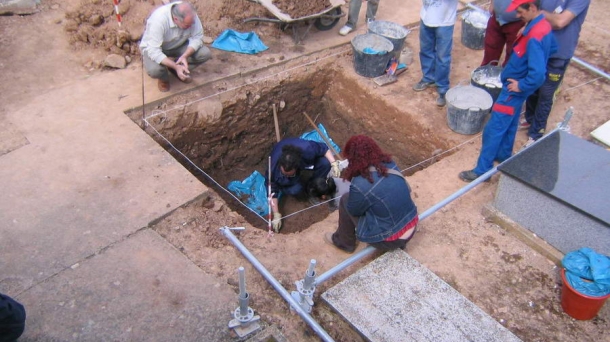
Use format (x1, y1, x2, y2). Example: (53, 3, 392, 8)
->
(2, 0, 609, 341)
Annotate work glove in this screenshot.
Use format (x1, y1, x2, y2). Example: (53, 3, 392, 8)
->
(272, 212, 282, 233)
(330, 160, 341, 178)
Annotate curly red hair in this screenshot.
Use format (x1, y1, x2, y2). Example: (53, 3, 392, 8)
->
(342, 135, 392, 183)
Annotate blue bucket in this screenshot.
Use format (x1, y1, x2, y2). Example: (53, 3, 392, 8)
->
(351, 33, 393, 78)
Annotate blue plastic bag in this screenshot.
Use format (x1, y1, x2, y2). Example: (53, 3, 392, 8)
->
(211, 29, 268, 55)
(227, 171, 270, 217)
(362, 47, 387, 55)
(562, 247, 610, 297)
(300, 123, 341, 154)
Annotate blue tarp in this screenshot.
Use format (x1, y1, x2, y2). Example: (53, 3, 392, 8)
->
(562, 247, 610, 297)
(299, 123, 341, 154)
(211, 29, 268, 54)
(227, 171, 270, 217)
(227, 124, 340, 217)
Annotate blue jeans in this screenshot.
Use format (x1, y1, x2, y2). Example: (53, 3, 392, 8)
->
(418, 22, 454, 95)
(473, 89, 526, 175)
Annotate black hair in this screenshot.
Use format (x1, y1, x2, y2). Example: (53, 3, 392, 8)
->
(279, 145, 302, 172)
(307, 177, 337, 199)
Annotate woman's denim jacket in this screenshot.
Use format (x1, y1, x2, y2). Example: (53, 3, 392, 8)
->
(346, 161, 418, 243)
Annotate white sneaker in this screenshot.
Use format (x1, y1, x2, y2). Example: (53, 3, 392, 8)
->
(339, 25, 353, 36)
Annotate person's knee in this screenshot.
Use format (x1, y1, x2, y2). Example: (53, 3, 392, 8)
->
(191, 46, 212, 64)
(144, 63, 167, 80)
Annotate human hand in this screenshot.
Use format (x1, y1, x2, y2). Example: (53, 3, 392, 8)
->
(272, 212, 282, 233)
(176, 56, 189, 70)
(507, 78, 521, 92)
(174, 64, 190, 81)
(330, 160, 341, 178)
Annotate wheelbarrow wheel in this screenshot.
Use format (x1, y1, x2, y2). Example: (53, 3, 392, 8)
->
(314, 7, 342, 31)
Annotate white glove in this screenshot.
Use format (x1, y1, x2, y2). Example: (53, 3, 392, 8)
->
(272, 212, 282, 233)
(330, 160, 341, 178)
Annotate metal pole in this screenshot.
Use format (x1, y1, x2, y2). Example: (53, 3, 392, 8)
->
(571, 57, 610, 80)
(220, 227, 336, 342)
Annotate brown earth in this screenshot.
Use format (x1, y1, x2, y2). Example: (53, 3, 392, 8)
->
(1, 0, 609, 342)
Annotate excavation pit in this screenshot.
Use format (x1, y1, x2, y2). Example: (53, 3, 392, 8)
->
(126, 62, 451, 233)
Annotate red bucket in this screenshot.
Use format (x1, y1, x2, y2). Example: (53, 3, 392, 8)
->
(561, 268, 610, 320)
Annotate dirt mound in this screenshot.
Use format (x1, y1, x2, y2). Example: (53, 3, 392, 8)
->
(273, 0, 332, 18)
(62, 0, 275, 65)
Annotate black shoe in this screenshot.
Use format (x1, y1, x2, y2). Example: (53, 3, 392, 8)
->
(459, 170, 482, 182)
(436, 94, 447, 107)
(412, 80, 436, 92)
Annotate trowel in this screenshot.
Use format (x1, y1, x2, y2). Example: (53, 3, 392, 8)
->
(373, 58, 407, 86)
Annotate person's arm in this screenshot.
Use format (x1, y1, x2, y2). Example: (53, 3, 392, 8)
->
(541, 9, 576, 30)
(177, 15, 204, 68)
(324, 149, 336, 164)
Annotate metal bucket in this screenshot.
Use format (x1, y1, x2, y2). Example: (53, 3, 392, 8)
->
(367, 20, 410, 59)
(461, 10, 489, 50)
(446, 84, 493, 135)
(351, 33, 394, 78)
(471, 62, 503, 102)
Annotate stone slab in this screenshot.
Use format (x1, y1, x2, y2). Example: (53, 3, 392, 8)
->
(498, 131, 610, 225)
(494, 175, 610, 255)
(18, 229, 237, 342)
(322, 250, 521, 342)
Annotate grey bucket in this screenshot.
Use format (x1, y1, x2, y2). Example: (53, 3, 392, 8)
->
(367, 20, 410, 58)
(461, 10, 489, 50)
(446, 84, 493, 135)
(351, 33, 394, 78)
(471, 62, 503, 102)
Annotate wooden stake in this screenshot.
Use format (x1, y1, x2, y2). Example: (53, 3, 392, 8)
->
(303, 112, 341, 157)
(272, 104, 281, 143)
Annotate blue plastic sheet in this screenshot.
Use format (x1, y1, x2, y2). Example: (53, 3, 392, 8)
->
(227, 171, 270, 217)
(362, 47, 387, 55)
(300, 123, 341, 154)
(211, 29, 268, 54)
(562, 247, 610, 297)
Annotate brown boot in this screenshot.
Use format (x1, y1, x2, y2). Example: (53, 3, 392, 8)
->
(158, 79, 170, 92)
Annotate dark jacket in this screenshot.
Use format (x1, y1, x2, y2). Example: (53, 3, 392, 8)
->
(0, 293, 26, 342)
(265, 138, 329, 198)
(346, 161, 418, 243)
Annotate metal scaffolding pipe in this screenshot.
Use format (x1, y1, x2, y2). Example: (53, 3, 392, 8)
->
(220, 227, 335, 342)
(571, 57, 610, 80)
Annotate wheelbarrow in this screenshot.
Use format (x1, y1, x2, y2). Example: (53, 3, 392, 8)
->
(244, 0, 346, 44)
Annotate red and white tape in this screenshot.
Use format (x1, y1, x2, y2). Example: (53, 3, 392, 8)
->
(113, 0, 122, 27)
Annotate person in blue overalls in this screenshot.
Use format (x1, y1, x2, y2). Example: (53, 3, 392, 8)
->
(266, 138, 341, 232)
(459, 0, 558, 182)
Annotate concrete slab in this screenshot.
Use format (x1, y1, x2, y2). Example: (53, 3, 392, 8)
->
(0, 70, 207, 294)
(322, 250, 521, 342)
(18, 229, 237, 341)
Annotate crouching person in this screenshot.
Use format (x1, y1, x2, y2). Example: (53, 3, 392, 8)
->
(324, 135, 419, 253)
